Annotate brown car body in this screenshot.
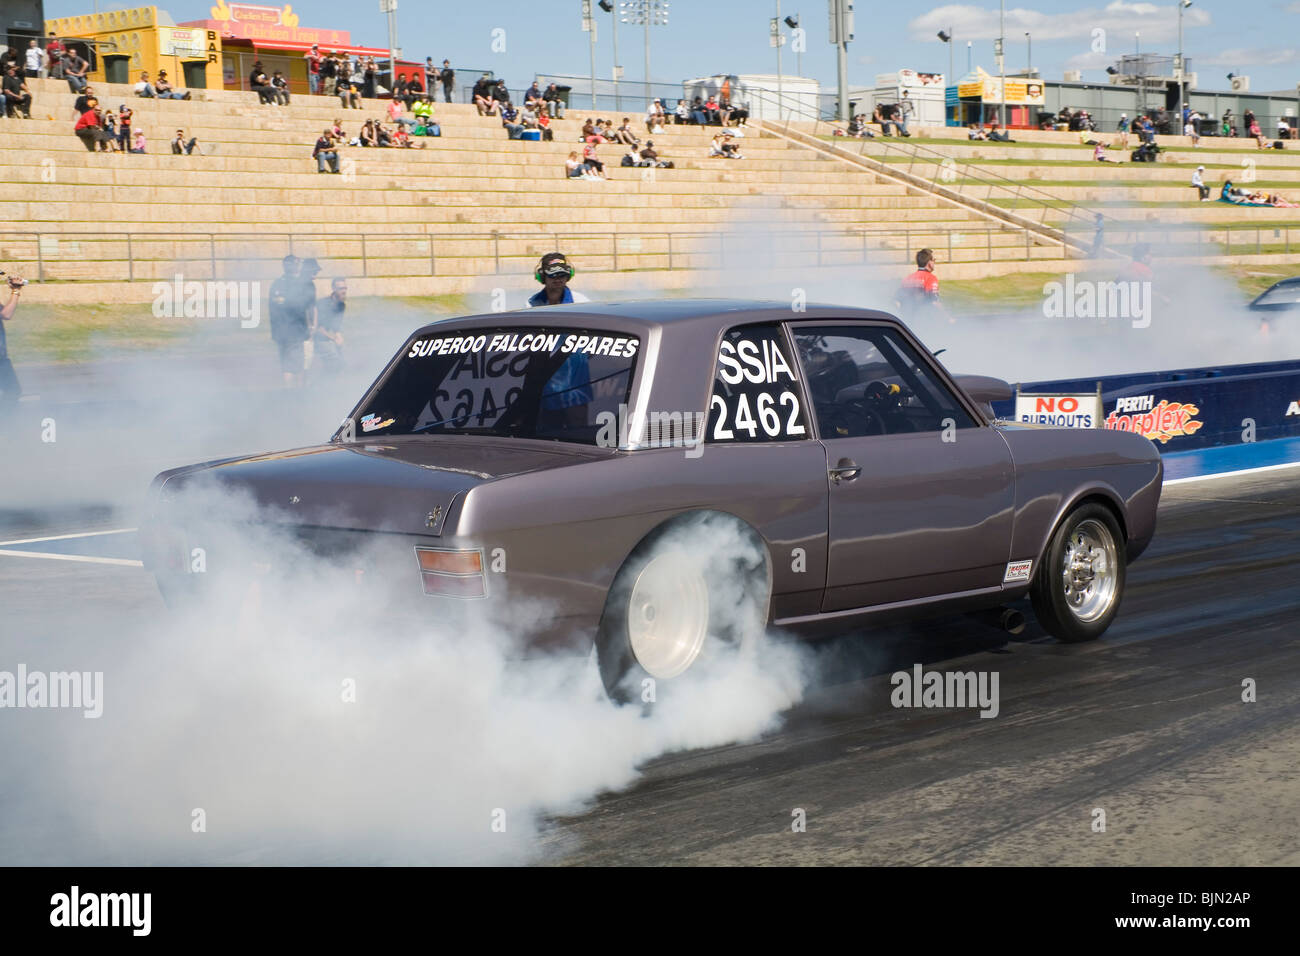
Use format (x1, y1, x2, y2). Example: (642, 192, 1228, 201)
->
(143, 300, 1162, 651)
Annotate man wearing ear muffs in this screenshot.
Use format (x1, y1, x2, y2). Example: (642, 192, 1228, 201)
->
(528, 252, 589, 308)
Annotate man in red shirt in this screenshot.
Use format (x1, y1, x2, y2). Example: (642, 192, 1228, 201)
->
(306, 44, 322, 95)
(896, 248, 953, 322)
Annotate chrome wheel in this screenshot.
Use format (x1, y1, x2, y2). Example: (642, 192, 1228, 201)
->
(1060, 518, 1118, 623)
(626, 551, 709, 679)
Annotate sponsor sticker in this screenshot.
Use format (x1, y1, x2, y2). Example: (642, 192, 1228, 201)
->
(1003, 559, 1033, 584)
(1104, 396, 1203, 443)
(360, 414, 395, 433)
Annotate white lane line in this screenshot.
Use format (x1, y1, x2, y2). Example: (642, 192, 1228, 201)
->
(0, 528, 137, 547)
(1164, 460, 1300, 486)
(0, 549, 143, 567)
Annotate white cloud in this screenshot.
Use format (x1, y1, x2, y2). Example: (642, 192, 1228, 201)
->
(1196, 47, 1298, 67)
(910, 2, 1212, 45)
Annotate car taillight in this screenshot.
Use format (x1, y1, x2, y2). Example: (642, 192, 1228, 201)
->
(415, 547, 486, 598)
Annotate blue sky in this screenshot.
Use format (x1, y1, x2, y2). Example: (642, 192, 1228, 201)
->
(48, 1, 1300, 94)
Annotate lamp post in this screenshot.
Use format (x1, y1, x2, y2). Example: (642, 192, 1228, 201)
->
(938, 29, 953, 126)
(599, 0, 621, 110)
(1178, 0, 1192, 123)
(998, 0, 1006, 127)
(1025, 32, 1031, 78)
(619, 0, 669, 103)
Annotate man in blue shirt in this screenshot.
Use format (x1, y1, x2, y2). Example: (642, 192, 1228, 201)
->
(528, 252, 588, 307)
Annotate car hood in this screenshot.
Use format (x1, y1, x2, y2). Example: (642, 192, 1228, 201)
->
(153, 437, 612, 535)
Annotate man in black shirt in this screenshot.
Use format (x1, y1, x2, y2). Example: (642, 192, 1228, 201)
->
(320, 52, 338, 97)
(268, 255, 310, 386)
(3, 66, 31, 119)
(439, 60, 454, 103)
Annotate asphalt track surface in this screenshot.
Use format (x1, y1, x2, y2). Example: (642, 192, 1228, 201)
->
(1, 464, 1297, 865)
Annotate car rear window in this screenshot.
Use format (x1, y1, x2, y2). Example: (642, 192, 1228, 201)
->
(349, 327, 640, 445)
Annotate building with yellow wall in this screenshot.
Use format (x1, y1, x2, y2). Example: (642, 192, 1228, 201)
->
(44, 6, 223, 91)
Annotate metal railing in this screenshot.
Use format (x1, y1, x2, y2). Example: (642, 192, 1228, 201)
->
(744, 85, 1107, 242)
(5, 220, 1290, 286)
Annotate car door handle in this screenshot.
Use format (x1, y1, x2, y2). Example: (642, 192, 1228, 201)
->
(829, 458, 862, 483)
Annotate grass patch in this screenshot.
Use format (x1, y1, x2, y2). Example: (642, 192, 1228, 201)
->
(7, 294, 469, 365)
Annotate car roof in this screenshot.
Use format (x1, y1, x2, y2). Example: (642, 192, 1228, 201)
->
(410, 298, 903, 339)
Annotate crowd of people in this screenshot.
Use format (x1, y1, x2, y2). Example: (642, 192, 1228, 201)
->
(268, 255, 348, 387)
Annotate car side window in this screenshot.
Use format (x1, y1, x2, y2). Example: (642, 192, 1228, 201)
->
(706, 323, 810, 443)
(793, 326, 976, 438)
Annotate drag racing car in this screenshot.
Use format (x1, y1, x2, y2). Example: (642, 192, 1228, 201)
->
(142, 300, 1163, 701)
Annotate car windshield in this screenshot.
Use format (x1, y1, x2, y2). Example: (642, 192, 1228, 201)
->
(1253, 282, 1300, 308)
(350, 326, 641, 445)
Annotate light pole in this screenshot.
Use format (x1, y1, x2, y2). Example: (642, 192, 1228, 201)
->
(784, 13, 802, 77)
(1025, 32, 1031, 78)
(1135, 31, 1143, 118)
(774, 1, 783, 113)
(619, 0, 669, 103)
(938, 30, 953, 126)
(1178, 0, 1192, 123)
(599, 0, 621, 110)
(998, 0, 1006, 127)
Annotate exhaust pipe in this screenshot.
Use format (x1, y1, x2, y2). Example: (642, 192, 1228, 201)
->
(968, 606, 1026, 635)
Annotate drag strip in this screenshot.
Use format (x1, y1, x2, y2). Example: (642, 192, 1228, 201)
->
(542, 469, 1300, 865)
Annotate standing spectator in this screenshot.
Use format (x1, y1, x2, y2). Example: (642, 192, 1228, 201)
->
(0, 46, 17, 75)
(24, 39, 43, 78)
(1243, 109, 1255, 135)
(63, 46, 89, 93)
(313, 128, 340, 172)
(306, 44, 322, 94)
(268, 255, 309, 387)
(117, 104, 133, 151)
(102, 109, 120, 152)
(320, 50, 338, 97)
(1115, 113, 1129, 149)
(896, 248, 951, 321)
(271, 70, 290, 105)
(45, 36, 64, 80)
(2, 65, 32, 119)
(310, 277, 348, 377)
(298, 259, 321, 369)
(1221, 108, 1234, 137)
(171, 128, 199, 154)
(1088, 214, 1105, 258)
(440, 60, 455, 103)
(362, 57, 377, 100)
(0, 272, 28, 410)
(154, 70, 190, 99)
(898, 91, 915, 135)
